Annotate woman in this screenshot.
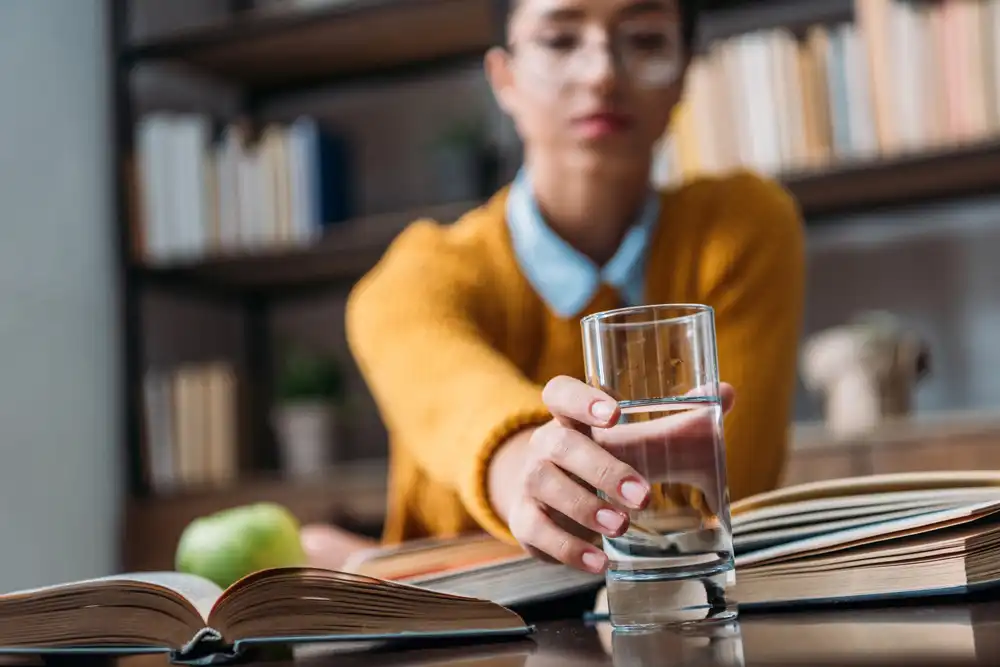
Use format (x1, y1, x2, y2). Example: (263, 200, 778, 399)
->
(302, 0, 805, 575)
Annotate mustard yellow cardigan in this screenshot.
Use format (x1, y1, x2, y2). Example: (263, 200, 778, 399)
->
(347, 171, 806, 545)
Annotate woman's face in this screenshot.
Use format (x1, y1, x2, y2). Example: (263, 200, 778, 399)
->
(487, 0, 687, 171)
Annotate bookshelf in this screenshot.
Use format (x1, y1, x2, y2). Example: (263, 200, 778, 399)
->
(111, 0, 512, 517)
(112, 0, 1000, 569)
(660, 0, 1000, 214)
(122, 0, 498, 95)
(134, 199, 475, 296)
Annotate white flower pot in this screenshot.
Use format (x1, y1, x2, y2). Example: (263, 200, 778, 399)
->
(272, 401, 340, 478)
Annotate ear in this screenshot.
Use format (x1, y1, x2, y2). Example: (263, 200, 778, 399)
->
(485, 46, 517, 116)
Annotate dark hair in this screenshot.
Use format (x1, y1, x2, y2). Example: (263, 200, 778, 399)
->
(497, 0, 701, 54)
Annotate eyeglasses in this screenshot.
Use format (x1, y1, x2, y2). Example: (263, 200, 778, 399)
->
(506, 21, 684, 91)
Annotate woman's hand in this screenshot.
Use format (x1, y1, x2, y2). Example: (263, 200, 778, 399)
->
(488, 376, 735, 575)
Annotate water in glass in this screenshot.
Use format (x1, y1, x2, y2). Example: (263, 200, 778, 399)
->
(597, 395, 736, 629)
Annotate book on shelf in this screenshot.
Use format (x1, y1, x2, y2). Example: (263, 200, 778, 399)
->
(133, 114, 354, 266)
(656, 0, 1000, 187)
(143, 361, 241, 492)
(0, 568, 531, 665)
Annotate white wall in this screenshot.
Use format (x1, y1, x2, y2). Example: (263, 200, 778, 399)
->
(798, 195, 1000, 420)
(0, 0, 121, 590)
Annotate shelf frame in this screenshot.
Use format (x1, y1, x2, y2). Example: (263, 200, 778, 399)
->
(113, 0, 1000, 514)
(111, 0, 509, 503)
(121, 0, 507, 100)
(127, 141, 1000, 303)
(784, 141, 1000, 221)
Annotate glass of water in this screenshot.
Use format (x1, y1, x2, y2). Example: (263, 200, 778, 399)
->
(581, 304, 736, 629)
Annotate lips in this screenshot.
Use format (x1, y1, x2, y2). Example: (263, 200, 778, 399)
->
(573, 111, 634, 138)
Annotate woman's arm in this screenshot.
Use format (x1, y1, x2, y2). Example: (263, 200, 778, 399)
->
(345, 221, 551, 541)
(698, 175, 807, 502)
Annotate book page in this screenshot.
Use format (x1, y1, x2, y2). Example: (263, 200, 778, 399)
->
(120, 573, 223, 621)
(734, 502, 969, 553)
(2, 572, 222, 622)
(350, 536, 525, 581)
(737, 499, 1000, 567)
(732, 487, 1000, 530)
(732, 470, 1000, 516)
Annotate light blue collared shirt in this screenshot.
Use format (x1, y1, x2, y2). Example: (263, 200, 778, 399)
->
(505, 170, 660, 319)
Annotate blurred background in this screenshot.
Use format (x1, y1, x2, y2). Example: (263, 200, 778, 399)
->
(4, 0, 1000, 593)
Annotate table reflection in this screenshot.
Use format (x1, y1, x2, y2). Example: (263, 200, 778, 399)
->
(114, 600, 1000, 667)
(585, 602, 1000, 667)
(602, 621, 744, 667)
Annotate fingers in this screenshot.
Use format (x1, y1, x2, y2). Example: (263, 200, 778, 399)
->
(511, 377, 739, 575)
(719, 382, 736, 413)
(541, 375, 735, 430)
(680, 381, 735, 413)
(510, 502, 609, 574)
(542, 375, 620, 429)
(525, 460, 630, 538)
(533, 426, 650, 510)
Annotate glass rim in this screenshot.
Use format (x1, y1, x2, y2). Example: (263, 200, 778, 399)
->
(580, 303, 714, 328)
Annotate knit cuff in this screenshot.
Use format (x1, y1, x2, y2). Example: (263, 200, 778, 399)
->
(463, 407, 553, 545)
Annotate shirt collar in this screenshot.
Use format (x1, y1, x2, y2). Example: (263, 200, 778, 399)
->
(505, 169, 660, 318)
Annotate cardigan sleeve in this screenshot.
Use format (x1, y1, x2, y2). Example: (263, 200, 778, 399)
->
(345, 220, 550, 543)
(697, 173, 807, 502)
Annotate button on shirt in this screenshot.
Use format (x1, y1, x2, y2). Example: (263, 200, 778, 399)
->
(505, 170, 661, 318)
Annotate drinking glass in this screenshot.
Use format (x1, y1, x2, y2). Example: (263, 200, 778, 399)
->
(581, 304, 737, 629)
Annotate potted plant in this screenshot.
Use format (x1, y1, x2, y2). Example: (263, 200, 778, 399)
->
(271, 346, 347, 479)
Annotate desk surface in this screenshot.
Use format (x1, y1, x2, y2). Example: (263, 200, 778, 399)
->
(280, 599, 1000, 667)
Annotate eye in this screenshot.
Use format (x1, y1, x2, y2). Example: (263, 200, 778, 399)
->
(626, 31, 671, 52)
(537, 32, 580, 51)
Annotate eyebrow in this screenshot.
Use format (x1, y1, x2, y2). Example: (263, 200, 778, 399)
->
(619, 0, 673, 18)
(537, 0, 673, 23)
(537, 7, 586, 22)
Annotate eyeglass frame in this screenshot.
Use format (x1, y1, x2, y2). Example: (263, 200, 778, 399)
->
(499, 18, 687, 90)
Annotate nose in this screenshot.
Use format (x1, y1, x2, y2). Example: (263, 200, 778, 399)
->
(576, 40, 620, 92)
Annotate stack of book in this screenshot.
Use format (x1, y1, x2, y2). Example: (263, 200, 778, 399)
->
(142, 361, 241, 492)
(132, 115, 354, 265)
(657, 0, 1000, 185)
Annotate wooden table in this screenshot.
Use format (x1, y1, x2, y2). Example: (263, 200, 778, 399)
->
(73, 598, 989, 667)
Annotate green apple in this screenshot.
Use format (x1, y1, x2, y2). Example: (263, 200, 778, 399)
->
(175, 502, 306, 589)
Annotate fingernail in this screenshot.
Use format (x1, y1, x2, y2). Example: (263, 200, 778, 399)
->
(591, 401, 615, 422)
(620, 479, 649, 508)
(582, 550, 607, 574)
(597, 509, 626, 534)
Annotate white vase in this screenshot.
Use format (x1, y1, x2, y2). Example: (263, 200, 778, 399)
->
(272, 401, 339, 478)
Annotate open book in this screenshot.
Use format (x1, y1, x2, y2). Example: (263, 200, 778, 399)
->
(728, 470, 1000, 608)
(360, 471, 1000, 612)
(345, 534, 604, 608)
(0, 567, 531, 664)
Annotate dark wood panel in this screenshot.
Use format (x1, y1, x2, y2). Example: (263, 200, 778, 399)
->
(122, 461, 388, 572)
(135, 200, 475, 296)
(787, 141, 1000, 220)
(699, 0, 853, 46)
(123, 0, 856, 96)
(786, 427, 1000, 489)
(123, 0, 496, 93)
